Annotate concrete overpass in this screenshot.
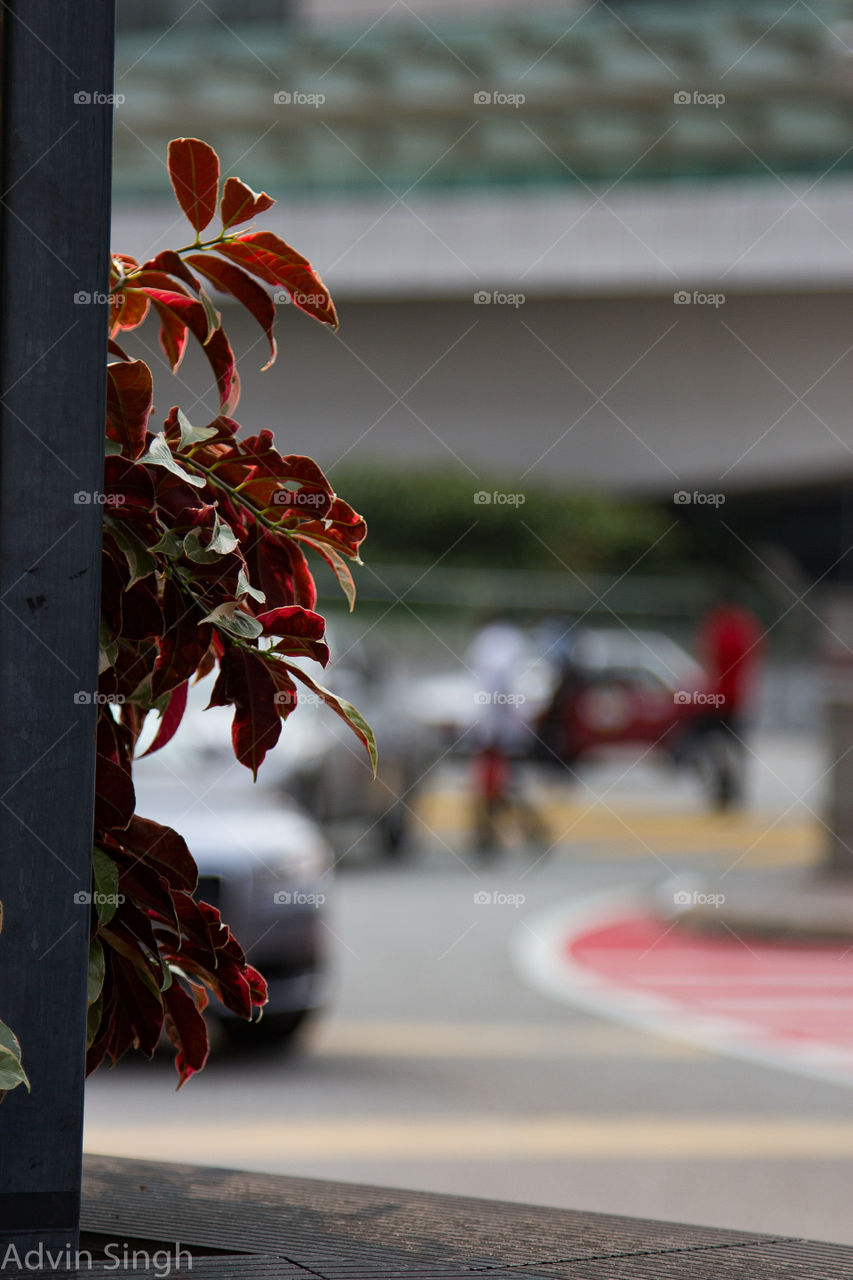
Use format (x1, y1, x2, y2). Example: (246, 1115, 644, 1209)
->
(111, 1, 853, 514)
(110, 0, 853, 867)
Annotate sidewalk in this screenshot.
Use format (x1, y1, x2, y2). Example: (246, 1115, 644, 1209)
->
(673, 867, 853, 942)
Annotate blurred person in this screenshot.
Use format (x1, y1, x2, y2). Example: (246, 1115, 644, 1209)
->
(693, 587, 764, 810)
(534, 613, 586, 768)
(466, 614, 547, 858)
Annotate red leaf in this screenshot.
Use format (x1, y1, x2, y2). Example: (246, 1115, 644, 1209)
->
(110, 286, 150, 336)
(248, 528, 317, 611)
(123, 815, 198, 891)
(168, 138, 220, 234)
(220, 176, 275, 229)
(106, 360, 153, 460)
(291, 496, 367, 559)
(214, 648, 282, 778)
(185, 254, 277, 370)
(294, 536, 356, 611)
(162, 979, 209, 1086)
(245, 965, 268, 1007)
(109, 952, 164, 1058)
(129, 271, 194, 296)
(259, 606, 329, 665)
(200, 325, 240, 415)
(103, 457, 160, 543)
(140, 681, 189, 757)
(231, 440, 335, 519)
(152, 580, 213, 701)
(94, 754, 136, 833)
(168, 894, 263, 1019)
(262, 660, 298, 719)
(215, 232, 338, 329)
(120, 581, 164, 642)
(139, 250, 202, 293)
(149, 290, 239, 412)
(149, 296, 188, 371)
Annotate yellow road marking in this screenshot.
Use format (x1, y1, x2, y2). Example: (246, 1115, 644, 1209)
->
(415, 793, 819, 864)
(84, 1117, 853, 1162)
(308, 1020, 705, 1059)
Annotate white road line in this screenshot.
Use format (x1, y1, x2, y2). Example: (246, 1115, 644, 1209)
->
(512, 889, 853, 1091)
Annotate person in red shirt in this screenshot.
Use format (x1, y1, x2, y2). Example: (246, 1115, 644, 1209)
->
(694, 591, 763, 809)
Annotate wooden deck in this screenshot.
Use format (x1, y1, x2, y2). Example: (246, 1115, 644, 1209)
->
(72, 1154, 853, 1278)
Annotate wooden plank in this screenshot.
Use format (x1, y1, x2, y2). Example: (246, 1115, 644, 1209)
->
(0, 0, 115, 1252)
(79, 1155, 853, 1279)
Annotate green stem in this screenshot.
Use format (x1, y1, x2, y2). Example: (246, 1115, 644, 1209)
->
(178, 453, 294, 537)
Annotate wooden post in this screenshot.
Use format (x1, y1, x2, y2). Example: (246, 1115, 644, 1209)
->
(0, 0, 115, 1253)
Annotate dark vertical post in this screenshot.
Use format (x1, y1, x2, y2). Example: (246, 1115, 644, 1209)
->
(0, 0, 115, 1254)
(823, 499, 853, 877)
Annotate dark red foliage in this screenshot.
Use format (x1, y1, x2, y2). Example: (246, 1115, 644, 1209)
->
(88, 139, 375, 1086)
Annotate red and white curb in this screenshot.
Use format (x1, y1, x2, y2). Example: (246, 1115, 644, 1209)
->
(512, 888, 853, 1090)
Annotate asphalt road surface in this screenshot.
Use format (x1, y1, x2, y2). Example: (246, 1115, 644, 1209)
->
(84, 734, 853, 1247)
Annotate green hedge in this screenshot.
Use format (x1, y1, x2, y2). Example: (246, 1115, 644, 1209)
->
(330, 466, 685, 574)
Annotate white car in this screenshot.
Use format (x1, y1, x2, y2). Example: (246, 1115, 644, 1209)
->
(133, 702, 333, 1046)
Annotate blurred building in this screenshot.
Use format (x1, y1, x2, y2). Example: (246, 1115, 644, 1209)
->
(111, 0, 853, 578)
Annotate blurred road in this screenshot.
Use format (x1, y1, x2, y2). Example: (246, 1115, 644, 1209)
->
(84, 730, 853, 1247)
